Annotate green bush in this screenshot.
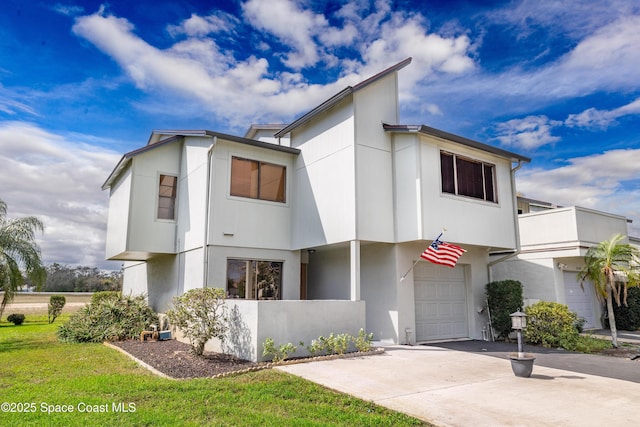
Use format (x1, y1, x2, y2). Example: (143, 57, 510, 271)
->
(524, 301, 580, 350)
(91, 291, 120, 305)
(48, 295, 66, 324)
(7, 313, 25, 325)
(262, 338, 298, 362)
(166, 288, 228, 356)
(612, 286, 640, 331)
(485, 280, 523, 340)
(58, 293, 158, 343)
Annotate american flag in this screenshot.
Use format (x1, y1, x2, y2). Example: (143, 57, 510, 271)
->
(420, 236, 466, 268)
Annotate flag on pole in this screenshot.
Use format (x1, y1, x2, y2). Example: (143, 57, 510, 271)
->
(421, 235, 466, 268)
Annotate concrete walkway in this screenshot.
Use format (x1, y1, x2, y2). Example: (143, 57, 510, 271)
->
(276, 344, 640, 426)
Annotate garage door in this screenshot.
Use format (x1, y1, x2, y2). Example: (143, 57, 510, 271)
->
(564, 271, 596, 329)
(414, 262, 468, 341)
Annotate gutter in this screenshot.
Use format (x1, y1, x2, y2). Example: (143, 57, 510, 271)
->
(202, 138, 217, 287)
(487, 160, 524, 282)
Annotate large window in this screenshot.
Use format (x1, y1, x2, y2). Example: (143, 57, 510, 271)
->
(226, 259, 283, 300)
(230, 157, 286, 203)
(440, 151, 497, 203)
(157, 174, 177, 220)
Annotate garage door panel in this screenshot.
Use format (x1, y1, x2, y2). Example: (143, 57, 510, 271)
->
(563, 271, 596, 329)
(414, 263, 468, 341)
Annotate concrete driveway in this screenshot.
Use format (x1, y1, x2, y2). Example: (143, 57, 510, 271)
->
(276, 344, 640, 426)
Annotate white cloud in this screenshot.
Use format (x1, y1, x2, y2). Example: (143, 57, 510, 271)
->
(494, 116, 561, 150)
(0, 121, 121, 269)
(242, 0, 327, 69)
(167, 12, 239, 38)
(517, 149, 640, 236)
(71, 4, 476, 128)
(566, 98, 640, 129)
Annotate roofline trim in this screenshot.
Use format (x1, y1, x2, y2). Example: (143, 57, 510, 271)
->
(274, 58, 412, 138)
(383, 123, 531, 163)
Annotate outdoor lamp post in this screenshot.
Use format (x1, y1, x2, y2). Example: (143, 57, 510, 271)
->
(509, 310, 535, 377)
(510, 310, 527, 358)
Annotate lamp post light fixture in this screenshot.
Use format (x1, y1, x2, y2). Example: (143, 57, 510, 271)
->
(509, 310, 535, 377)
(510, 310, 527, 358)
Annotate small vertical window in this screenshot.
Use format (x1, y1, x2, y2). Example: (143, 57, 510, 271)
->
(158, 174, 177, 220)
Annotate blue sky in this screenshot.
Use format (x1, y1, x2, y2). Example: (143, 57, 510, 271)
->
(1, 0, 639, 270)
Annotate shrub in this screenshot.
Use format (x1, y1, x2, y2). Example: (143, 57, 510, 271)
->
(166, 288, 228, 356)
(612, 286, 640, 331)
(58, 293, 158, 343)
(485, 280, 523, 340)
(7, 313, 25, 325)
(524, 301, 580, 350)
(262, 338, 298, 362)
(48, 295, 66, 324)
(91, 291, 120, 305)
(352, 328, 374, 352)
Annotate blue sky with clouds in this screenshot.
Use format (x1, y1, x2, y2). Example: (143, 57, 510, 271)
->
(1, 0, 639, 270)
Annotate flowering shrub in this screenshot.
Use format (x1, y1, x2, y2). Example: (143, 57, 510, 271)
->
(166, 288, 228, 356)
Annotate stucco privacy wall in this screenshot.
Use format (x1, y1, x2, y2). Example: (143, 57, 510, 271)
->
(203, 300, 366, 362)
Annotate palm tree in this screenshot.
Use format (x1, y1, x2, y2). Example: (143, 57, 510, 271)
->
(578, 234, 639, 348)
(0, 199, 46, 318)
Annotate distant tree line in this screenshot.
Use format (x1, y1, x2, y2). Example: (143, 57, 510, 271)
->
(41, 263, 122, 293)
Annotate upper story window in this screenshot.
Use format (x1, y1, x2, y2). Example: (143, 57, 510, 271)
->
(440, 151, 497, 203)
(158, 174, 177, 220)
(230, 157, 286, 203)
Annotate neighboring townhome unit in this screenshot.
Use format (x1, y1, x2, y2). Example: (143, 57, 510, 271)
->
(492, 197, 635, 329)
(103, 58, 530, 361)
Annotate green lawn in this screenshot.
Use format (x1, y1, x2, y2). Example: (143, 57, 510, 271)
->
(0, 315, 428, 426)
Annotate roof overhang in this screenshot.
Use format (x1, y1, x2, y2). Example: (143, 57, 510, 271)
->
(383, 124, 531, 163)
(102, 130, 300, 190)
(275, 57, 412, 138)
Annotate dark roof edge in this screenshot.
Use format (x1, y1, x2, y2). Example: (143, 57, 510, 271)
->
(275, 58, 412, 138)
(383, 123, 531, 163)
(103, 130, 300, 190)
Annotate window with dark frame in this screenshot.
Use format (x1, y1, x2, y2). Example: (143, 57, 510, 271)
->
(230, 157, 286, 203)
(157, 174, 177, 220)
(440, 151, 497, 203)
(226, 259, 283, 300)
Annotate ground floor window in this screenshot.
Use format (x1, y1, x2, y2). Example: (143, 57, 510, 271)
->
(226, 259, 282, 300)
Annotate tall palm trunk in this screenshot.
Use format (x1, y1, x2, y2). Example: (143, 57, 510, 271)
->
(606, 283, 618, 348)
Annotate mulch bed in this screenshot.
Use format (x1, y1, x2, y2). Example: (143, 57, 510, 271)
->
(111, 339, 261, 379)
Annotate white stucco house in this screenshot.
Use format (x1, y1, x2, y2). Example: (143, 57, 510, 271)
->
(491, 197, 636, 329)
(102, 58, 531, 361)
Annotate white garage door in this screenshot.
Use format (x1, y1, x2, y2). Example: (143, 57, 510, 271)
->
(564, 271, 596, 329)
(414, 262, 468, 341)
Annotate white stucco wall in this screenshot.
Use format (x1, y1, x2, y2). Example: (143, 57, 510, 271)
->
(105, 165, 132, 259)
(353, 75, 398, 243)
(419, 136, 518, 249)
(127, 142, 181, 255)
(209, 140, 295, 251)
(291, 98, 357, 248)
(201, 299, 366, 362)
(206, 245, 300, 299)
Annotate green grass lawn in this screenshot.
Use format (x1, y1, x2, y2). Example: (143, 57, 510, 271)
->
(0, 315, 428, 426)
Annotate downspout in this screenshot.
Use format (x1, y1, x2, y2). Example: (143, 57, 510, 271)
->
(202, 138, 217, 287)
(487, 160, 524, 282)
